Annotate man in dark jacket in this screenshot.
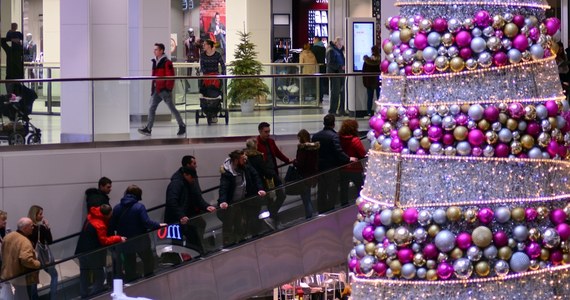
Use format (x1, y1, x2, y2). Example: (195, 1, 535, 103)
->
(312, 114, 356, 213)
(85, 177, 112, 212)
(109, 185, 165, 282)
(326, 37, 346, 116)
(138, 42, 186, 136)
(311, 36, 327, 103)
(217, 150, 266, 246)
(165, 165, 216, 254)
(1, 26, 24, 94)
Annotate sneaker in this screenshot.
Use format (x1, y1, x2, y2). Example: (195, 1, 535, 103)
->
(263, 218, 276, 230)
(138, 127, 151, 136)
(177, 126, 186, 136)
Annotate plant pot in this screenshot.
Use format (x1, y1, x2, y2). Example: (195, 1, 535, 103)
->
(240, 99, 255, 113)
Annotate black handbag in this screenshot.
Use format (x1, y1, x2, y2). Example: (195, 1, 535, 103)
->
(285, 165, 304, 195)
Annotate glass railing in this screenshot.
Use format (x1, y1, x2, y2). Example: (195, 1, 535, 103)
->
(0, 159, 366, 299)
(0, 66, 378, 146)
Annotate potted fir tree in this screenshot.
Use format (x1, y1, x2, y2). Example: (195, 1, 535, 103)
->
(227, 30, 270, 113)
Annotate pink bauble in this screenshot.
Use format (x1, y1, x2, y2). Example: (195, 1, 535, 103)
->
(414, 33, 428, 50)
(398, 248, 414, 264)
(423, 243, 439, 259)
(424, 62, 436, 74)
(468, 129, 485, 146)
(413, 15, 424, 25)
(406, 106, 419, 118)
(433, 18, 448, 33)
(456, 31, 472, 48)
(507, 102, 525, 119)
(525, 242, 542, 259)
(373, 213, 383, 226)
(456, 232, 473, 250)
(495, 30, 504, 39)
(550, 209, 568, 225)
(472, 147, 483, 156)
(409, 118, 420, 130)
(390, 129, 399, 139)
(526, 122, 541, 137)
(545, 49, 553, 58)
(373, 262, 387, 276)
(391, 138, 404, 153)
(428, 126, 443, 142)
(477, 208, 494, 224)
(403, 208, 419, 224)
(517, 153, 529, 159)
(443, 134, 455, 146)
(551, 250, 563, 265)
(380, 106, 388, 119)
(416, 149, 427, 155)
(557, 223, 570, 240)
(437, 262, 454, 280)
(547, 141, 560, 158)
(484, 106, 500, 122)
(558, 145, 568, 157)
(525, 207, 538, 221)
(455, 114, 468, 125)
(389, 16, 400, 31)
(459, 47, 473, 60)
(493, 231, 509, 247)
(512, 34, 529, 51)
(405, 65, 413, 76)
(349, 258, 359, 271)
(362, 225, 375, 242)
(493, 52, 508, 66)
(495, 143, 510, 157)
(545, 100, 559, 117)
(369, 115, 379, 128)
(529, 27, 540, 41)
(399, 44, 410, 52)
(381, 60, 390, 73)
(545, 18, 561, 36)
(382, 39, 391, 47)
(474, 10, 491, 27)
(513, 15, 525, 27)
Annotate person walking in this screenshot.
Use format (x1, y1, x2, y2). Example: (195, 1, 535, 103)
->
(138, 43, 186, 136)
(326, 37, 346, 116)
(28, 205, 58, 300)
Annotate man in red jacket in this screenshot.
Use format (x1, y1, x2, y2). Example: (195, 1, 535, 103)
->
(256, 122, 291, 228)
(138, 43, 186, 136)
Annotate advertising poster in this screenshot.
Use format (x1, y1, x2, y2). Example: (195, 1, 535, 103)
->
(200, 0, 227, 57)
(353, 22, 374, 71)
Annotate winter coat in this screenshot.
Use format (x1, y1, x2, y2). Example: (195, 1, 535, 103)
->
(109, 194, 161, 238)
(164, 168, 211, 224)
(300, 49, 318, 74)
(85, 188, 110, 211)
(311, 43, 326, 73)
(0, 231, 40, 285)
(151, 54, 175, 94)
(312, 127, 350, 171)
(294, 142, 320, 187)
(218, 158, 264, 205)
(245, 148, 276, 182)
(28, 223, 53, 248)
(75, 206, 123, 268)
(340, 135, 366, 172)
(362, 55, 381, 89)
(326, 43, 345, 73)
(256, 136, 290, 176)
(1, 38, 24, 79)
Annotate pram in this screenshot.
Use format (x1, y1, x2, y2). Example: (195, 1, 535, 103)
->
(195, 75, 229, 125)
(0, 84, 41, 145)
(274, 64, 301, 104)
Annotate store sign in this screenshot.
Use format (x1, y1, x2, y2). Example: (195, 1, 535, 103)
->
(157, 224, 182, 240)
(315, 0, 328, 3)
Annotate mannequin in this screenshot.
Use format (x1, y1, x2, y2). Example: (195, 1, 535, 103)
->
(24, 33, 36, 62)
(183, 28, 201, 93)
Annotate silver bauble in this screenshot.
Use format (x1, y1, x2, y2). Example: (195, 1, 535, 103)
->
(495, 207, 511, 223)
(517, 242, 526, 251)
(380, 209, 393, 225)
(508, 48, 522, 63)
(413, 128, 423, 139)
(472, 27, 483, 37)
(408, 138, 420, 153)
(355, 244, 367, 258)
(487, 37, 501, 51)
(536, 104, 548, 119)
(471, 37, 487, 53)
(492, 122, 502, 132)
(412, 243, 422, 253)
(512, 131, 521, 140)
(390, 31, 402, 46)
(494, 260, 510, 276)
(483, 145, 495, 157)
(503, 13, 514, 22)
(353, 221, 367, 241)
(468, 104, 485, 121)
(510, 252, 530, 273)
(456, 141, 472, 156)
(388, 62, 400, 74)
(528, 147, 543, 159)
(360, 255, 376, 274)
(484, 245, 498, 259)
(465, 58, 478, 70)
(418, 210, 432, 226)
(386, 269, 394, 278)
(478, 52, 493, 68)
(429, 143, 443, 155)
(483, 26, 495, 37)
(447, 46, 459, 57)
(508, 238, 517, 249)
(442, 117, 456, 131)
(530, 44, 544, 60)
(401, 263, 417, 279)
(435, 56, 449, 71)
(453, 258, 474, 279)
(463, 18, 475, 29)
(502, 38, 513, 50)
(417, 268, 427, 279)
(466, 246, 483, 261)
(438, 253, 449, 263)
(433, 209, 447, 225)
(435, 230, 456, 252)
(541, 119, 552, 131)
(426, 106, 436, 117)
(513, 225, 529, 242)
(403, 49, 416, 62)
(448, 19, 462, 33)
(401, 148, 411, 155)
(556, 116, 567, 129)
(423, 46, 438, 62)
(438, 46, 448, 56)
(426, 260, 436, 269)
(431, 115, 442, 126)
(437, 105, 449, 116)
(498, 128, 513, 143)
(374, 226, 386, 242)
(386, 244, 398, 257)
(427, 32, 442, 48)
(543, 228, 561, 249)
(450, 104, 461, 115)
(444, 146, 457, 156)
(518, 121, 527, 132)
(413, 227, 428, 243)
(381, 138, 392, 152)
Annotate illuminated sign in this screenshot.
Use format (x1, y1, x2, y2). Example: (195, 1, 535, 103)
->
(157, 224, 182, 240)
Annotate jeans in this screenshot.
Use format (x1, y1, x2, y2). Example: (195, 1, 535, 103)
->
(366, 87, 380, 115)
(45, 266, 58, 299)
(267, 176, 286, 221)
(145, 90, 185, 130)
(329, 76, 345, 114)
(300, 187, 314, 219)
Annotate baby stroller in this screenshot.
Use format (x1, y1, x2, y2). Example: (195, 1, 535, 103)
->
(195, 74, 229, 125)
(274, 64, 300, 104)
(0, 84, 41, 145)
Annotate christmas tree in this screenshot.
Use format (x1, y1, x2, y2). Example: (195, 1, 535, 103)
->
(350, 0, 570, 298)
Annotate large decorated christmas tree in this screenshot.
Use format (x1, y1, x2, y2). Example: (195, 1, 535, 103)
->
(350, 0, 570, 298)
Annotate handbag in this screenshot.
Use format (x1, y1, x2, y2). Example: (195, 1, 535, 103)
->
(284, 165, 304, 195)
(35, 226, 54, 266)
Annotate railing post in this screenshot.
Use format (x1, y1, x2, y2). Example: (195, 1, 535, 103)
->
(47, 68, 52, 114)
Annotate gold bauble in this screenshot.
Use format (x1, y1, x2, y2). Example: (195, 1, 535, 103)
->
(386, 228, 395, 241)
(419, 106, 428, 115)
(498, 113, 508, 124)
(426, 269, 438, 281)
(398, 126, 412, 141)
(390, 260, 402, 275)
(375, 247, 388, 260)
(492, 15, 505, 29)
(511, 207, 526, 222)
(400, 28, 413, 43)
(435, 56, 449, 72)
(453, 126, 468, 141)
(486, 131, 498, 144)
(450, 57, 465, 72)
(552, 42, 560, 57)
(413, 253, 426, 266)
(420, 116, 431, 130)
(498, 246, 513, 260)
(504, 23, 519, 38)
(382, 122, 393, 136)
(564, 203, 570, 218)
(461, 104, 471, 113)
(420, 137, 432, 150)
(478, 119, 490, 131)
(564, 254, 570, 264)
(556, 100, 564, 111)
(392, 208, 404, 224)
(357, 214, 365, 221)
(524, 105, 537, 120)
(383, 41, 394, 54)
(537, 206, 549, 219)
(387, 106, 399, 122)
(446, 206, 462, 222)
(540, 249, 550, 261)
(450, 248, 464, 260)
(428, 224, 440, 237)
(549, 117, 558, 129)
(366, 242, 376, 254)
(511, 141, 522, 155)
(464, 208, 478, 223)
(415, 50, 424, 61)
(411, 61, 424, 75)
(373, 143, 382, 151)
(528, 228, 541, 241)
(528, 16, 538, 26)
(398, 17, 408, 29)
(472, 226, 493, 248)
(475, 261, 491, 277)
(520, 135, 535, 150)
(506, 119, 518, 131)
(442, 33, 454, 47)
(394, 226, 412, 246)
(560, 241, 570, 253)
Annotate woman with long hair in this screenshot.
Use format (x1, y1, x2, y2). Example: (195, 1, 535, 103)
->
(28, 205, 58, 299)
(338, 120, 366, 205)
(294, 129, 320, 218)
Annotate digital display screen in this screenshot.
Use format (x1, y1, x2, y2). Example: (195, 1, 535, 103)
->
(353, 22, 374, 72)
